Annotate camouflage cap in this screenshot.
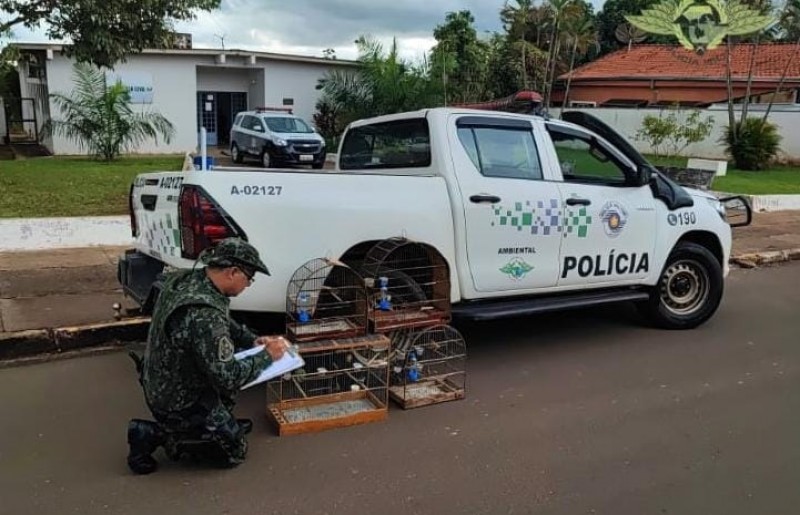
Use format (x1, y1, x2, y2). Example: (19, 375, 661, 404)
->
(202, 237, 270, 276)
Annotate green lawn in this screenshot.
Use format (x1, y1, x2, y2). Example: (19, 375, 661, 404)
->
(647, 156, 800, 195)
(0, 156, 183, 218)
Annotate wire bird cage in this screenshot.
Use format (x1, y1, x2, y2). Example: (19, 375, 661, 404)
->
(286, 258, 368, 343)
(361, 238, 450, 333)
(389, 325, 466, 409)
(266, 335, 391, 435)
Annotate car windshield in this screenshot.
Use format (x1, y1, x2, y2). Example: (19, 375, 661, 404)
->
(263, 116, 313, 134)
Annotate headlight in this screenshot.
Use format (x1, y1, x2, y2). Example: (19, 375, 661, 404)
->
(274, 137, 287, 147)
(707, 197, 726, 220)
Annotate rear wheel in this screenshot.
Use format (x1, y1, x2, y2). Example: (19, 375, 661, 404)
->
(639, 241, 723, 329)
(230, 143, 243, 164)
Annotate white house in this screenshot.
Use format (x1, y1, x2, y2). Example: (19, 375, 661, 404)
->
(6, 42, 356, 155)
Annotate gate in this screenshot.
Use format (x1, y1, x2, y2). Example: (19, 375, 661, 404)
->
(3, 97, 38, 144)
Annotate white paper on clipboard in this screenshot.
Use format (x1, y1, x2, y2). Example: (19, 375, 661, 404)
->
(236, 343, 304, 390)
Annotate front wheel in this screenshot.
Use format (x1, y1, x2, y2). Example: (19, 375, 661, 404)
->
(638, 241, 723, 329)
(260, 149, 272, 168)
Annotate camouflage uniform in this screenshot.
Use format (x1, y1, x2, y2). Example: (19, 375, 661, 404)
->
(130, 238, 272, 471)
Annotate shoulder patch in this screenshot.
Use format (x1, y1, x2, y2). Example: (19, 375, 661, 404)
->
(217, 336, 235, 362)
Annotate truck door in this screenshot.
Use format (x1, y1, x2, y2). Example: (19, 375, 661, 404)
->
(544, 123, 657, 287)
(448, 115, 564, 292)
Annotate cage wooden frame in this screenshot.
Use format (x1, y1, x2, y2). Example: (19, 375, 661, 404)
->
(285, 257, 368, 343)
(360, 238, 451, 333)
(388, 325, 466, 409)
(266, 334, 391, 435)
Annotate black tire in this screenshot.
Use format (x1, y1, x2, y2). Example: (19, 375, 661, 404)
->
(312, 162, 325, 170)
(638, 241, 723, 329)
(260, 149, 272, 168)
(230, 143, 243, 164)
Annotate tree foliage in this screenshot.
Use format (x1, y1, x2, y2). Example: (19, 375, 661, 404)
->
(429, 10, 489, 104)
(0, 0, 220, 68)
(44, 63, 175, 161)
(316, 36, 439, 127)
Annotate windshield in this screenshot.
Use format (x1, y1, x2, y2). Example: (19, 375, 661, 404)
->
(263, 116, 313, 134)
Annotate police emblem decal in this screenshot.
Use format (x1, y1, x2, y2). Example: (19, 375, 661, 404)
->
(500, 257, 534, 281)
(218, 336, 235, 362)
(600, 201, 628, 238)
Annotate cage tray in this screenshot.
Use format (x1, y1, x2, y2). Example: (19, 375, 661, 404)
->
(369, 307, 449, 332)
(287, 318, 362, 342)
(389, 376, 465, 409)
(267, 390, 388, 436)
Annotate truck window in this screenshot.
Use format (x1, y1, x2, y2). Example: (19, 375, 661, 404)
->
(340, 119, 431, 170)
(546, 124, 631, 186)
(457, 126, 542, 180)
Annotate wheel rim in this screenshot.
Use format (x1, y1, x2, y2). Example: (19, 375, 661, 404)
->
(231, 145, 238, 161)
(262, 152, 270, 167)
(659, 259, 710, 316)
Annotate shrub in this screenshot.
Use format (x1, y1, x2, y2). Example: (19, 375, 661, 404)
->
(723, 118, 782, 171)
(635, 109, 714, 160)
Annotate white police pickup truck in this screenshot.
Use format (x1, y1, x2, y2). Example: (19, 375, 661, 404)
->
(119, 108, 750, 330)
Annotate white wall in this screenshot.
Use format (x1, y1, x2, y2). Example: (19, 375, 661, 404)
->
(553, 106, 800, 161)
(42, 51, 347, 155)
(263, 60, 332, 123)
(46, 53, 198, 154)
(0, 98, 6, 140)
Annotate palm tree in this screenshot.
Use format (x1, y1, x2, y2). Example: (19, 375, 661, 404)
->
(45, 63, 174, 161)
(317, 36, 438, 124)
(561, 14, 599, 111)
(543, 0, 582, 109)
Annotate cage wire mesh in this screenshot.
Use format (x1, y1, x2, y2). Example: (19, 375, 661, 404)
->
(360, 238, 451, 333)
(286, 258, 368, 343)
(266, 335, 391, 435)
(389, 324, 466, 409)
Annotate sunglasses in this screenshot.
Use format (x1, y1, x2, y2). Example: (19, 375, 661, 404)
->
(236, 267, 255, 284)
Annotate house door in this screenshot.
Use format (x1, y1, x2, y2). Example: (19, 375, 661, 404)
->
(197, 92, 217, 146)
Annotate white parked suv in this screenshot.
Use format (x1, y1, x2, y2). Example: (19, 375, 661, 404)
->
(229, 108, 326, 168)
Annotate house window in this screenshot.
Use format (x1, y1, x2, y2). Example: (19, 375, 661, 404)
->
(282, 98, 294, 106)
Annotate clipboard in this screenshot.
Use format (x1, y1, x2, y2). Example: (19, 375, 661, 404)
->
(236, 340, 305, 390)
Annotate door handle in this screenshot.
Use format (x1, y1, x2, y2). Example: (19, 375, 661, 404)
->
(470, 194, 501, 204)
(140, 194, 158, 211)
(565, 197, 591, 206)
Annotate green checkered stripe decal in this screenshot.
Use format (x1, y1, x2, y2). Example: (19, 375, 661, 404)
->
(491, 199, 591, 238)
(564, 207, 591, 238)
(142, 213, 181, 257)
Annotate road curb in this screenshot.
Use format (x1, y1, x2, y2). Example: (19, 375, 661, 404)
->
(730, 248, 800, 268)
(0, 317, 150, 361)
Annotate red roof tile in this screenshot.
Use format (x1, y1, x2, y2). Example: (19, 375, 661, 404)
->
(563, 43, 800, 81)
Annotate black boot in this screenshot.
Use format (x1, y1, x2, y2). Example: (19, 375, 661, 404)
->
(127, 419, 165, 474)
(237, 418, 253, 435)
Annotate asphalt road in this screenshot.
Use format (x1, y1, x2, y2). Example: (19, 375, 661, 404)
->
(1, 262, 798, 515)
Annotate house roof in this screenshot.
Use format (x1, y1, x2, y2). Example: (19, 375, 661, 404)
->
(561, 43, 800, 82)
(12, 42, 357, 68)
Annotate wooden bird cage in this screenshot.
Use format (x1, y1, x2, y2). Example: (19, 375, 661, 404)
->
(286, 258, 368, 343)
(266, 334, 390, 435)
(361, 238, 450, 333)
(389, 325, 466, 409)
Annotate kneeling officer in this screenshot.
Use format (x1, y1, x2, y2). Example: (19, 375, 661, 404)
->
(127, 237, 285, 473)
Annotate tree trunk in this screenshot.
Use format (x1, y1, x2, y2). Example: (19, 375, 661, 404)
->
(543, 17, 560, 108)
(725, 37, 737, 143)
(762, 37, 800, 123)
(741, 38, 760, 123)
(561, 37, 579, 117)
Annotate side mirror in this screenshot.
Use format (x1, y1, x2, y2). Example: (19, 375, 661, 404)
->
(637, 165, 652, 186)
(253, 124, 264, 132)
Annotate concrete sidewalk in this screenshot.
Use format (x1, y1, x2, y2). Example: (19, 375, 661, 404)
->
(1, 211, 799, 353)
